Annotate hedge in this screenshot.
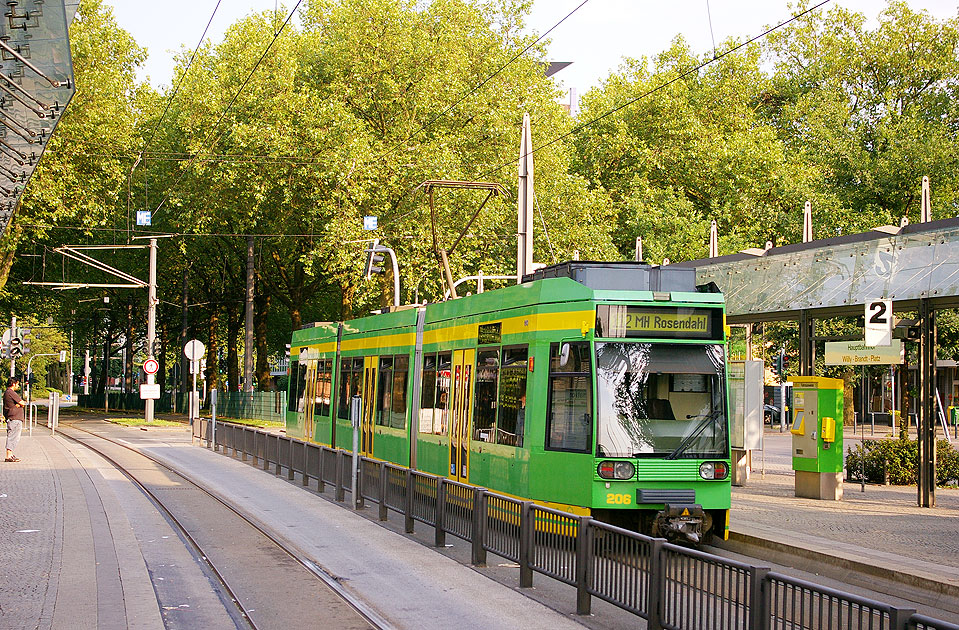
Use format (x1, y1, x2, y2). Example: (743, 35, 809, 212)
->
(845, 437, 959, 486)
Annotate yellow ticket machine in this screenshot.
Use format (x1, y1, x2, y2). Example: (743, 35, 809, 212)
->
(791, 377, 843, 500)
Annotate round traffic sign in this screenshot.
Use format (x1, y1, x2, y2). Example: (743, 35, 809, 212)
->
(184, 339, 205, 361)
(143, 358, 159, 375)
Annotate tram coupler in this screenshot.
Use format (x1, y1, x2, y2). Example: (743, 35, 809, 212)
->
(653, 503, 705, 545)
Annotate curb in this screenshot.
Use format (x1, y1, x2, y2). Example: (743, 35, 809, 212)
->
(717, 530, 959, 614)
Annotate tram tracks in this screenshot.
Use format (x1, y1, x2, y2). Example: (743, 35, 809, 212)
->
(58, 421, 387, 630)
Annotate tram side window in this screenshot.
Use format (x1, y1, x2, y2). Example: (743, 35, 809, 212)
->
(497, 346, 528, 447)
(473, 350, 500, 442)
(376, 357, 394, 427)
(434, 353, 452, 435)
(390, 355, 409, 429)
(337, 358, 363, 422)
(288, 359, 307, 413)
(546, 342, 592, 452)
(420, 354, 437, 433)
(315, 360, 332, 418)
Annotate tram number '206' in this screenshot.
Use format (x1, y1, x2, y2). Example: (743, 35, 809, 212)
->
(606, 493, 632, 505)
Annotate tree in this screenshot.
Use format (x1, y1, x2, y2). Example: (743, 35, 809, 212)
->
(572, 38, 828, 264)
(763, 1, 959, 226)
(142, 0, 617, 389)
(0, 0, 148, 293)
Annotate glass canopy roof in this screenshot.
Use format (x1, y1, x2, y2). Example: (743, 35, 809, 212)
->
(674, 218, 959, 322)
(0, 0, 76, 236)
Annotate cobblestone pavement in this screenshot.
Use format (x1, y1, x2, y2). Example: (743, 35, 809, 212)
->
(733, 430, 959, 570)
(0, 434, 61, 628)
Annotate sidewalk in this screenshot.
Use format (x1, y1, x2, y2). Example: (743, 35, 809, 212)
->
(2, 418, 594, 630)
(0, 431, 171, 629)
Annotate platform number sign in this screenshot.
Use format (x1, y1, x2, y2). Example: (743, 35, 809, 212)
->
(865, 299, 893, 347)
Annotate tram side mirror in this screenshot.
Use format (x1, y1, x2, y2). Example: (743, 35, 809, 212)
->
(560, 343, 570, 368)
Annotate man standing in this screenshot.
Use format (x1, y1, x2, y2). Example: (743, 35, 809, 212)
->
(4, 376, 25, 462)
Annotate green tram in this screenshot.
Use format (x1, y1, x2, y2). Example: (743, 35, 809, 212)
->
(286, 262, 731, 544)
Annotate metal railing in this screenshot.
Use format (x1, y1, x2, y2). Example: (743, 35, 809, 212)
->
(192, 419, 959, 630)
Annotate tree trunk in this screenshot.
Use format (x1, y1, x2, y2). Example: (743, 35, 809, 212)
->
(158, 322, 167, 400)
(290, 306, 302, 332)
(180, 266, 190, 398)
(206, 308, 219, 390)
(254, 290, 272, 391)
(341, 283, 354, 320)
(124, 302, 134, 393)
(843, 368, 855, 431)
(0, 248, 15, 294)
(0, 222, 21, 292)
(97, 325, 112, 396)
(227, 307, 240, 392)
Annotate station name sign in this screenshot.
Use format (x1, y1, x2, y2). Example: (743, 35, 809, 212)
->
(824, 340, 904, 365)
(596, 305, 718, 340)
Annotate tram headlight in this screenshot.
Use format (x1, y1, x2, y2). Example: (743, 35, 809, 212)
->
(598, 460, 635, 480)
(699, 461, 729, 480)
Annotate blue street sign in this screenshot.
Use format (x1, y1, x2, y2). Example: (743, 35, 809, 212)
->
(363, 216, 377, 230)
(136, 210, 152, 226)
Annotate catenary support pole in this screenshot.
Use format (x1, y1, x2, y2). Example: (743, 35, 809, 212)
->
(244, 236, 254, 393)
(9, 314, 15, 377)
(145, 238, 157, 423)
(918, 298, 936, 507)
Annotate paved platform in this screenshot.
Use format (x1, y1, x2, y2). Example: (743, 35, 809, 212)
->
(1, 418, 593, 630)
(719, 429, 959, 618)
(6, 413, 958, 627)
(0, 430, 175, 629)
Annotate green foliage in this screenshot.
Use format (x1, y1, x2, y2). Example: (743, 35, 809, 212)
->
(845, 437, 959, 486)
(0, 0, 149, 293)
(573, 2, 959, 264)
(0, 316, 70, 397)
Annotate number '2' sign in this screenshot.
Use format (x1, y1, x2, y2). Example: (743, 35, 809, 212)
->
(865, 299, 893, 346)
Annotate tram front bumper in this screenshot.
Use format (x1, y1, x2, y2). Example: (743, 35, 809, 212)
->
(653, 503, 706, 544)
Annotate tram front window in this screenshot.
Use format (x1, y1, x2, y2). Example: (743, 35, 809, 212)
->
(595, 342, 728, 459)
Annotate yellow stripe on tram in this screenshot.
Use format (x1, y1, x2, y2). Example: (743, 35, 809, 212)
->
(424, 310, 594, 346)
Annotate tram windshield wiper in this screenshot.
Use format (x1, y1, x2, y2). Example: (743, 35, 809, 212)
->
(665, 411, 723, 460)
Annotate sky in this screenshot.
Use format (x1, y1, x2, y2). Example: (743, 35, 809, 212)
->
(103, 0, 959, 93)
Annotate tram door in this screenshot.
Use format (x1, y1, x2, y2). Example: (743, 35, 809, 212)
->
(303, 361, 318, 441)
(360, 356, 378, 456)
(448, 349, 475, 482)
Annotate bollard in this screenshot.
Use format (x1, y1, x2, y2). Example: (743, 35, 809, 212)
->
(317, 448, 326, 493)
(470, 487, 487, 566)
(404, 469, 415, 533)
(575, 516, 593, 615)
(519, 502, 533, 588)
(356, 458, 365, 509)
(379, 463, 389, 521)
(747, 566, 770, 630)
(288, 439, 296, 481)
(335, 450, 345, 502)
(647, 538, 667, 630)
(434, 478, 446, 548)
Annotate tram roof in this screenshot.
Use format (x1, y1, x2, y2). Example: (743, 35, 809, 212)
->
(294, 268, 724, 346)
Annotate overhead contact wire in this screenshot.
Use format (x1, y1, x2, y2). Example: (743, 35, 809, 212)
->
(476, 0, 833, 181)
(151, 0, 304, 220)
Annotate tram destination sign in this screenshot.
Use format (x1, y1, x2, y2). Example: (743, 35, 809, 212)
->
(596, 305, 718, 340)
(824, 340, 904, 365)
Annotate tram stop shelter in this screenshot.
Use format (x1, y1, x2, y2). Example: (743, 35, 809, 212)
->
(675, 216, 959, 507)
